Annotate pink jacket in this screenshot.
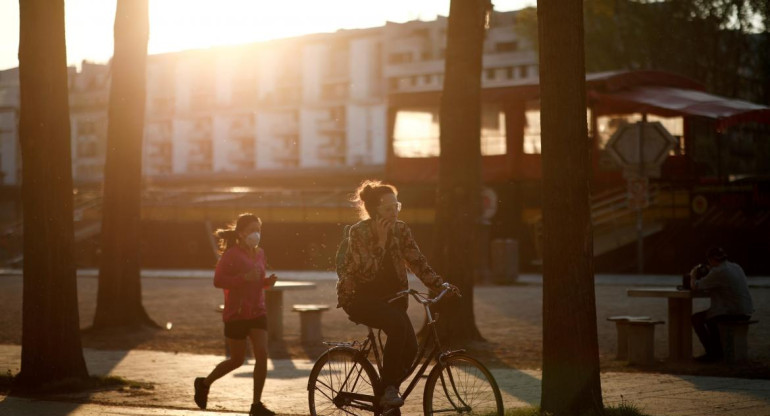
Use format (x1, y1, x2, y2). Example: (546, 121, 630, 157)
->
(214, 246, 268, 322)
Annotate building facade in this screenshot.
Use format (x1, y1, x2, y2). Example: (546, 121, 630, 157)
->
(0, 10, 536, 186)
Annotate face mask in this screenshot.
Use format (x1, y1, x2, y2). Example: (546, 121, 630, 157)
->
(245, 232, 261, 247)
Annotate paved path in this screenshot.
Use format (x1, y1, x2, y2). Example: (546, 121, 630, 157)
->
(2, 268, 769, 287)
(2, 345, 770, 415)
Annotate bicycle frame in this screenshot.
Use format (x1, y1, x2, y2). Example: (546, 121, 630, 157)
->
(333, 285, 465, 410)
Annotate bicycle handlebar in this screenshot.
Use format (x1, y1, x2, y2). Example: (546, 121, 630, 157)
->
(387, 282, 461, 306)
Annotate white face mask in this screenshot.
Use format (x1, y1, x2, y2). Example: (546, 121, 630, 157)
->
(245, 231, 261, 247)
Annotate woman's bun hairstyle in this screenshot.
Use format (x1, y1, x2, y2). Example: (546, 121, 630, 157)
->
(351, 180, 397, 220)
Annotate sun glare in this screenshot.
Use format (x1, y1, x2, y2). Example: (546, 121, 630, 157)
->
(148, 0, 403, 55)
(0, 0, 533, 70)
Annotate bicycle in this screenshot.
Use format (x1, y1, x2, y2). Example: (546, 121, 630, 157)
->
(307, 282, 504, 415)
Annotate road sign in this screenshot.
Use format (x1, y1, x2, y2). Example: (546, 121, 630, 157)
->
(627, 177, 649, 209)
(606, 121, 677, 178)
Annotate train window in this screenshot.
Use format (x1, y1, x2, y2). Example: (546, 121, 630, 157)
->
(523, 101, 541, 154)
(647, 115, 684, 155)
(393, 109, 440, 157)
(596, 114, 643, 149)
(393, 105, 506, 158)
(481, 105, 506, 155)
(525, 103, 592, 154)
(596, 114, 683, 154)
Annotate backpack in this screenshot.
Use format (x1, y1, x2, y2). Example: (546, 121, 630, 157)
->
(335, 224, 352, 279)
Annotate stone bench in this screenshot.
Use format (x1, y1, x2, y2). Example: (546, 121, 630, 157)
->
(607, 315, 650, 360)
(292, 304, 330, 344)
(625, 319, 664, 366)
(717, 320, 758, 363)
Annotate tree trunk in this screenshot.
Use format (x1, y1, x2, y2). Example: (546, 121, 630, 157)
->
(15, 0, 89, 389)
(433, 0, 491, 342)
(538, 0, 604, 415)
(93, 0, 157, 328)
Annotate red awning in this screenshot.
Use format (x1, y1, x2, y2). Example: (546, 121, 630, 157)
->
(590, 86, 770, 131)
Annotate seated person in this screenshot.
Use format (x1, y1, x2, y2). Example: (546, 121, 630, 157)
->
(690, 246, 754, 362)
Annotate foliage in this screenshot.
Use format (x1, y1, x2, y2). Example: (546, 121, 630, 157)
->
(513, 0, 770, 102)
(513, 6, 538, 51)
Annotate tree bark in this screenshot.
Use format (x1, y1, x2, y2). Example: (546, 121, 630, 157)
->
(93, 0, 157, 328)
(433, 0, 491, 342)
(538, 0, 604, 415)
(15, 0, 89, 389)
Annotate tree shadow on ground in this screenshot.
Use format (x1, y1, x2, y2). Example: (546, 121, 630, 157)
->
(232, 340, 321, 380)
(602, 358, 770, 379)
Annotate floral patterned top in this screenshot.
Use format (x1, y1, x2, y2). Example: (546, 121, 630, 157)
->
(336, 219, 443, 308)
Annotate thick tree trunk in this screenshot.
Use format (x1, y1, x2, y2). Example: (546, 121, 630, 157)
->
(433, 0, 491, 342)
(15, 0, 89, 389)
(538, 1, 604, 415)
(93, 0, 157, 328)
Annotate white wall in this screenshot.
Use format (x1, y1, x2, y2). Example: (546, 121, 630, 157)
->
(0, 110, 17, 185)
(299, 109, 326, 168)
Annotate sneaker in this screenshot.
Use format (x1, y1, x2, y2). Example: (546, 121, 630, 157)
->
(249, 401, 277, 416)
(194, 377, 209, 409)
(379, 385, 404, 408)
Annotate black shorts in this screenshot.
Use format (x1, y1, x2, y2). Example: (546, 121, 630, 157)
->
(224, 316, 267, 340)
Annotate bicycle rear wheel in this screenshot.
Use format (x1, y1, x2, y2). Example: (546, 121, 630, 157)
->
(423, 354, 504, 415)
(308, 346, 381, 416)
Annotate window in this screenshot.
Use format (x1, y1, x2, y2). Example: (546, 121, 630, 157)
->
(481, 105, 506, 155)
(78, 120, 96, 136)
(495, 41, 518, 53)
(393, 109, 440, 158)
(647, 115, 684, 155)
(388, 52, 413, 64)
(393, 105, 506, 158)
(596, 114, 643, 149)
(524, 102, 592, 154)
(523, 101, 541, 154)
(77, 140, 99, 158)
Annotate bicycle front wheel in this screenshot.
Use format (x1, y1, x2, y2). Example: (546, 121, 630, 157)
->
(308, 346, 381, 416)
(423, 354, 504, 416)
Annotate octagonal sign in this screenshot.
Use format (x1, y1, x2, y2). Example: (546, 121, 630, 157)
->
(606, 121, 677, 176)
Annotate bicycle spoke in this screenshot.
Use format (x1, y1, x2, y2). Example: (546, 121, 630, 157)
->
(425, 355, 503, 415)
(309, 348, 378, 416)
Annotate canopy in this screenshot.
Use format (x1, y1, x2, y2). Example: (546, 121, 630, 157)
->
(590, 85, 770, 131)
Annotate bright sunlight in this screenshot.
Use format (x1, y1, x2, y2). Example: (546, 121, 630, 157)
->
(0, 0, 533, 70)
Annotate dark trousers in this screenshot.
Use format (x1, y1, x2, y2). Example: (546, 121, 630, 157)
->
(691, 311, 750, 358)
(344, 298, 417, 388)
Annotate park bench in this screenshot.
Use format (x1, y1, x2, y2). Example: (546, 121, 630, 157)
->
(607, 315, 650, 360)
(717, 319, 758, 363)
(625, 318, 664, 365)
(292, 304, 330, 344)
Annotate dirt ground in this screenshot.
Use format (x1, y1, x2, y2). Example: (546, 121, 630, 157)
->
(1, 274, 769, 378)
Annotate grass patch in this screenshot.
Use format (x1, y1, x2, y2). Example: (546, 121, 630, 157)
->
(503, 401, 648, 416)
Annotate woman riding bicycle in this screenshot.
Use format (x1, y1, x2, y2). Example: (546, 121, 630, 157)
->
(337, 179, 457, 410)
